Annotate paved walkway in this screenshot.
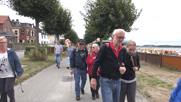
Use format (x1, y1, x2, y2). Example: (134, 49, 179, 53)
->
(14, 58, 151, 102)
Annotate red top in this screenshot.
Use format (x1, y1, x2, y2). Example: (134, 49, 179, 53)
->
(86, 51, 100, 76)
(110, 40, 123, 58)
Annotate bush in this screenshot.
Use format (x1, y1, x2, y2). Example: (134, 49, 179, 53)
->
(28, 49, 47, 61)
(25, 46, 35, 55)
(47, 46, 54, 54)
(60, 40, 65, 45)
(63, 46, 68, 52)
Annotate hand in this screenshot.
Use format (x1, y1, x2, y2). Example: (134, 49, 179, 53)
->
(119, 67, 126, 74)
(17, 76, 20, 79)
(70, 69, 74, 75)
(122, 62, 125, 66)
(93, 57, 96, 60)
(132, 67, 138, 71)
(91, 78, 97, 90)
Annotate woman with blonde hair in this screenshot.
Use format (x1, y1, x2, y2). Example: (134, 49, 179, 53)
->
(0, 36, 24, 102)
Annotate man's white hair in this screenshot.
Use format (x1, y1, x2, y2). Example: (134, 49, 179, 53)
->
(112, 29, 125, 35)
(92, 44, 99, 49)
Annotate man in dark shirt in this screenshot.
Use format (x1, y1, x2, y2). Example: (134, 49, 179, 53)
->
(91, 29, 126, 102)
(70, 39, 88, 101)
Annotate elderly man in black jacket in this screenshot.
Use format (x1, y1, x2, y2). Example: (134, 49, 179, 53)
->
(91, 29, 127, 102)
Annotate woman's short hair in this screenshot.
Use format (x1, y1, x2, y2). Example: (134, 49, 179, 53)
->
(0, 36, 7, 42)
(92, 44, 99, 49)
(126, 40, 136, 47)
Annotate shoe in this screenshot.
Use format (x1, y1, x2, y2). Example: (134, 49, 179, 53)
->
(76, 95, 80, 101)
(67, 67, 69, 69)
(96, 94, 99, 98)
(92, 96, 96, 100)
(56, 64, 58, 67)
(58, 67, 60, 69)
(81, 89, 85, 94)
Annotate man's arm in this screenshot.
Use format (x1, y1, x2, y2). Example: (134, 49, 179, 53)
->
(91, 44, 107, 78)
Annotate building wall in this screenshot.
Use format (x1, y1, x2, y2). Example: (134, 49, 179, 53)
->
(2, 17, 12, 32)
(12, 28, 20, 42)
(19, 28, 27, 43)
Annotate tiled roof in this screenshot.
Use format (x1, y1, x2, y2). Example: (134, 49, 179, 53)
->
(0, 15, 9, 24)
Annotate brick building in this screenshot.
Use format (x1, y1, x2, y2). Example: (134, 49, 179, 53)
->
(0, 15, 17, 43)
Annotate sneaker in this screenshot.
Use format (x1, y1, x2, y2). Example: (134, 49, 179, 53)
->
(67, 67, 69, 69)
(92, 96, 96, 100)
(76, 95, 80, 101)
(81, 89, 85, 94)
(58, 67, 60, 69)
(56, 64, 58, 67)
(96, 94, 99, 98)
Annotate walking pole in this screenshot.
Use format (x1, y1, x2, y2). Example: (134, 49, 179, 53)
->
(131, 56, 143, 102)
(18, 79, 24, 93)
(70, 74, 72, 92)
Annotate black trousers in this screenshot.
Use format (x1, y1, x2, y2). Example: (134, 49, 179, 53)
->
(0, 77, 15, 102)
(119, 81, 136, 102)
(89, 75, 100, 97)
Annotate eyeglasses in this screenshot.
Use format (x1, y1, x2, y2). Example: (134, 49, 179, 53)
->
(92, 47, 95, 48)
(129, 49, 135, 51)
(80, 44, 84, 45)
(115, 35, 125, 39)
(0, 42, 6, 44)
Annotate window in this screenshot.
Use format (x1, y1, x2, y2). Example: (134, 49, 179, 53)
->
(27, 31, 29, 36)
(42, 35, 43, 39)
(21, 31, 24, 35)
(15, 30, 18, 35)
(4, 27, 7, 32)
(31, 31, 34, 36)
(8, 28, 11, 32)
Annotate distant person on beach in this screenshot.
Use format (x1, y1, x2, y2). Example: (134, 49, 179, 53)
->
(169, 78, 181, 102)
(86, 44, 100, 100)
(0, 36, 24, 102)
(91, 29, 127, 102)
(54, 40, 63, 69)
(119, 40, 140, 102)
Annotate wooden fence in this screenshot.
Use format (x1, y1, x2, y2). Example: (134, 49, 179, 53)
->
(137, 52, 181, 71)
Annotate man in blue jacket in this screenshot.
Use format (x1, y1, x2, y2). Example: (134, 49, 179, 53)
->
(0, 36, 24, 102)
(169, 78, 181, 102)
(70, 39, 88, 101)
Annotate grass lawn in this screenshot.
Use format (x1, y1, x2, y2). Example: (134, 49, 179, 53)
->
(15, 52, 67, 84)
(136, 61, 181, 102)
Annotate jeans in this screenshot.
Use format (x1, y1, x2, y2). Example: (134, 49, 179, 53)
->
(67, 57, 70, 66)
(55, 54, 61, 67)
(0, 77, 15, 102)
(74, 69, 87, 95)
(100, 77, 121, 102)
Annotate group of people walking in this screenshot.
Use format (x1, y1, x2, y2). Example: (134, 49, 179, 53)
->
(0, 28, 180, 102)
(66, 28, 141, 102)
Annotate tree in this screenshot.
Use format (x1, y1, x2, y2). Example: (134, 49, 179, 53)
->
(12, 0, 59, 51)
(82, 0, 142, 46)
(84, 30, 97, 44)
(64, 29, 79, 44)
(43, 5, 72, 40)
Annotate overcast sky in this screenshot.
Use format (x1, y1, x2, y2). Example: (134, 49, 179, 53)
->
(1, 0, 181, 45)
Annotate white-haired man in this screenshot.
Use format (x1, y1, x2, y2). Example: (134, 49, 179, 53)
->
(91, 29, 127, 102)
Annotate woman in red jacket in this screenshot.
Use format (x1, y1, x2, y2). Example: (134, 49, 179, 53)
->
(86, 44, 100, 100)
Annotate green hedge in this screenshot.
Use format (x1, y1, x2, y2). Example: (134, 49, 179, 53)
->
(63, 46, 68, 52)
